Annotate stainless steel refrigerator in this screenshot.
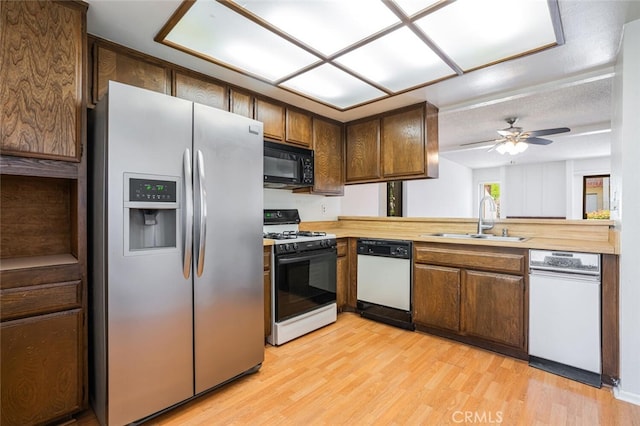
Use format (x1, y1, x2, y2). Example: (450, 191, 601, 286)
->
(90, 81, 264, 425)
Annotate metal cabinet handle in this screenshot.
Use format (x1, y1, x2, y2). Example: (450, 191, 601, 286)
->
(195, 149, 207, 277)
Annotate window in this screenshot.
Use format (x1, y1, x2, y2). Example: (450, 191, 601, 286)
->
(387, 181, 403, 217)
(583, 175, 610, 219)
(480, 182, 501, 219)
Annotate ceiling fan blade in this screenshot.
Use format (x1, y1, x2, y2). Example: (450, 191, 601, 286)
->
(525, 137, 553, 145)
(527, 127, 570, 137)
(497, 129, 513, 137)
(460, 138, 504, 147)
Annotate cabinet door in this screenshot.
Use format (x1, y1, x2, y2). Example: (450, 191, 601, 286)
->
(336, 239, 349, 311)
(461, 270, 525, 349)
(1, 1, 85, 161)
(312, 118, 344, 195)
(174, 72, 228, 110)
(414, 264, 461, 332)
(230, 89, 253, 118)
(95, 45, 170, 103)
(1, 310, 83, 426)
(286, 109, 312, 147)
(255, 99, 285, 141)
(381, 105, 425, 178)
(263, 247, 271, 339)
(345, 119, 380, 182)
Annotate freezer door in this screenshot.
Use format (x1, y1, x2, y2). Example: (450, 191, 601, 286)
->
(101, 82, 194, 425)
(192, 104, 264, 393)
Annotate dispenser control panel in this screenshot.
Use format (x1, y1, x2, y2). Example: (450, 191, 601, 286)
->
(129, 178, 177, 202)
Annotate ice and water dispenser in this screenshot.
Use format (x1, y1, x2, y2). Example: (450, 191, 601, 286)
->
(124, 174, 179, 252)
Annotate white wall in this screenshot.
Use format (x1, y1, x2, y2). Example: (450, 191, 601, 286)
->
(612, 18, 640, 405)
(263, 189, 341, 222)
(405, 157, 473, 217)
(340, 183, 386, 216)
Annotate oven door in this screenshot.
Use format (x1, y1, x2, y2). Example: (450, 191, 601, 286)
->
(274, 247, 337, 322)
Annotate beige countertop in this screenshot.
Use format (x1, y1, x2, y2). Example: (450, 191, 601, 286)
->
(298, 217, 618, 255)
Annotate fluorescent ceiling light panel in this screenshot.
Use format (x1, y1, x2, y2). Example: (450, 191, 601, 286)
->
(415, 0, 557, 71)
(280, 64, 386, 109)
(335, 27, 456, 92)
(232, 0, 400, 56)
(164, 1, 319, 82)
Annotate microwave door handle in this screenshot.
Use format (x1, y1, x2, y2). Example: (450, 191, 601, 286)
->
(182, 149, 193, 279)
(195, 150, 207, 277)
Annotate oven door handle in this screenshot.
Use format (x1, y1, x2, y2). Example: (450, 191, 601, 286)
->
(276, 249, 336, 265)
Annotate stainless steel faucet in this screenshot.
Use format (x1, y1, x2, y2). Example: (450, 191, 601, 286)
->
(477, 195, 497, 235)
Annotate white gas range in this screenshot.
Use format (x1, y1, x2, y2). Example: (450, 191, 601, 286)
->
(263, 209, 337, 345)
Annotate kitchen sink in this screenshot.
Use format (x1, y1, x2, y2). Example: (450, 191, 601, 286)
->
(420, 233, 528, 242)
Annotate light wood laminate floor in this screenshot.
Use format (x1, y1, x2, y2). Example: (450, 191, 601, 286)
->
(79, 313, 639, 425)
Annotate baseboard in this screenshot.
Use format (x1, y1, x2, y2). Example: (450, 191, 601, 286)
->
(614, 386, 640, 406)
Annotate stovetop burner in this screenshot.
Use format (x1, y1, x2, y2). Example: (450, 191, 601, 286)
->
(263, 230, 328, 240)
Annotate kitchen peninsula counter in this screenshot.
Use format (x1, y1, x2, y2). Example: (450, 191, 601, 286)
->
(300, 216, 618, 254)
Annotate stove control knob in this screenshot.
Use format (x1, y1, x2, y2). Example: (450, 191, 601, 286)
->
(284, 243, 292, 252)
(293, 243, 298, 251)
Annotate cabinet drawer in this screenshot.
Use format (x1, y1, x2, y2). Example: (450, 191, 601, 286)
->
(414, 246, 525, 275)
(1, 280, 81, 321)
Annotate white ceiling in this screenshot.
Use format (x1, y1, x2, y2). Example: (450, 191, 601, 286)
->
(85, 0, 640, 169)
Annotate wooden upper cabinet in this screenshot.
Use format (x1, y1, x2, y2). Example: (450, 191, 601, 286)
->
(94, 44, 170, 104)
(0, 0, 86, 161)
(345, 102, 438, 184)
(310, 118, 343, 195)
(255, 98, 285, 142)
(286, 108, 312, 148)
(382, 104, 425, 178)
(174, 72, 228, 110)
(345, 118, 381, 182)
(230, 89, 254, 118)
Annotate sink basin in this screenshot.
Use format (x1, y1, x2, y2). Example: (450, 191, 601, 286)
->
(420, 233, 528, 242)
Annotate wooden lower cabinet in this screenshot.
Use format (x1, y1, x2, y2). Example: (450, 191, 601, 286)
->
(413, 264, 461, 332)
(263, 246, 272, 339)
(336, 239, 349, 311)
(413, 243, 527, 358)
(461, 270, 525, 349)
(1, 310, 83, 426)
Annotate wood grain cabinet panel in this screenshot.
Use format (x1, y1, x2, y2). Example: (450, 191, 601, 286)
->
(230, 89, 253, 118)
(174, 72, 228, 110)
(336, 239, 349, 312)
(311, 118, 343, 195)
(414, 246, 525, 275)
(286, 108, 312, 147)
(1, 310, 83, 426)
(0, 0, 85, 161)
(255, 99, 285, 142)
(263, 246, 271, 339)
(461, 270, 525, 349)
(95, 45, 169, 103)
(345, 119, 380, 182)
(0, 280, 81, 321)
(382, 105, 425, 178)
(414, 264, 461, 332)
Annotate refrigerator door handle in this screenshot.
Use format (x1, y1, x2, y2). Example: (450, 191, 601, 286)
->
(195, 149, 207, 277)
(182, 149, 193, 279)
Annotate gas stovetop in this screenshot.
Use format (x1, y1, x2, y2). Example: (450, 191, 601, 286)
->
(263, 230, 328, 241)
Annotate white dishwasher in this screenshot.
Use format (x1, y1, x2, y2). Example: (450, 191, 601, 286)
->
(356, 239, 414, 330)
(529, 249, 601, 387)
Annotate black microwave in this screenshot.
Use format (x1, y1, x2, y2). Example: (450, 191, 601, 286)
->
(264, 141, 314, 188)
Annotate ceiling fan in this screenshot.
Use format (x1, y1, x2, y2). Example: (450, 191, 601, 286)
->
(463, 118, 571, 155)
